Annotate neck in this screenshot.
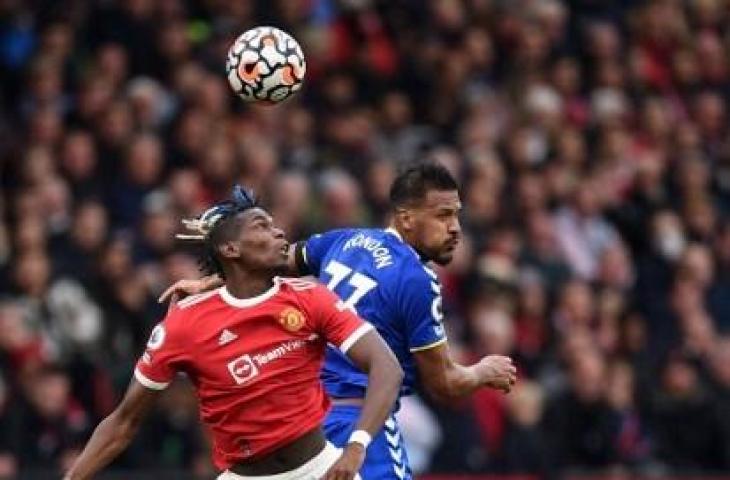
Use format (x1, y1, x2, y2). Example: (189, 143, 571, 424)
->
(387, 221, 432, 262)
(223, 266, 276, 299)
(387, 222, 405, 241)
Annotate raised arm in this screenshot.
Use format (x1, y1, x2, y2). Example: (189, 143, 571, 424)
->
(64, 380, 159, 480)
(414, 342, 516, 403)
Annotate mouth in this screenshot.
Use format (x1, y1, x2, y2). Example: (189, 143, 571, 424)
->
(280, 241, 290, 256)
(444, 238, 459, 251)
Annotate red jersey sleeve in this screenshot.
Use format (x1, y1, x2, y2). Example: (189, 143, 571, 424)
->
(134, 308, 189, 390)
(309, 285, 374, 353)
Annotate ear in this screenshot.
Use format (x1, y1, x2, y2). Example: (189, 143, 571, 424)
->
(395, 206, 415, 232)
(217, 241, 240, 260)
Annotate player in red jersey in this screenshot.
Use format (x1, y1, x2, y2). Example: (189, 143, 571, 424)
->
(64, 186, 403, 480)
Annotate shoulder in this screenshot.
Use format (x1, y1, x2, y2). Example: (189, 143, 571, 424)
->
(164, 289, 222, 331)
(395, 262, 441, 299)
(175, 289, 221, 310)
(278, 277, 318, 291)
(396, 256, 439, 283)
(307, 228, 355, 245)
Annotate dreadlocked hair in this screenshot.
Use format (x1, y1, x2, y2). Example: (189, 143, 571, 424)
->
(176, 185, 258, 279)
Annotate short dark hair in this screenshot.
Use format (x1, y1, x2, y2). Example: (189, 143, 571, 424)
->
(177, 185, 258, 279)
(202, 214, 243, 279)
(389, 163, 459, 208)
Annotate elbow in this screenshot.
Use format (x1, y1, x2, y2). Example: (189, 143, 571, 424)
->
(378, 356, 404, 395)
(393, 362, 405, 385)
(424, 380, 464, 404)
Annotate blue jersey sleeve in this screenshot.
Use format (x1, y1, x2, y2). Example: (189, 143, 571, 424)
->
(299, 229, 349, 277)
(398, 264, 447, 352)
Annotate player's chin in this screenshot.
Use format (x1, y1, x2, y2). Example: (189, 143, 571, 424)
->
(432, 250, 455, 266)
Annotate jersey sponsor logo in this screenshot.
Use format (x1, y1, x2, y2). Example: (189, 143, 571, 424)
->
(219, 328, 238, 346)
(279, 307, 305, 332)
(146, 325, 166, 350)
(341, 233, 394, 269)
(227, 354, 259, 385)
(227, 339, 308, 385)
(253, 339, 306, 366)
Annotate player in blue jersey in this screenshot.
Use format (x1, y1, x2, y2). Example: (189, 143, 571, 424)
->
(161, 163, 517, 479)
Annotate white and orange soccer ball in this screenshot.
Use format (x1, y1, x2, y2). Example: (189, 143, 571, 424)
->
(226, 26, 306, 104)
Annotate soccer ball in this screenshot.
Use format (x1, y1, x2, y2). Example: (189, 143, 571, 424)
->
(226, 26, 306, 104)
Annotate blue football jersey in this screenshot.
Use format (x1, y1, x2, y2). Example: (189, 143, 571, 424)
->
(300, 227, 447, 399)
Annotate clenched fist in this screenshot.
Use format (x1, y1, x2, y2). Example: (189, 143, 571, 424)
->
(474, 355, 517, 393)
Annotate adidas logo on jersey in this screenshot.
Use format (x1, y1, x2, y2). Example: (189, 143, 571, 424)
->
(219, 329, 238, 346)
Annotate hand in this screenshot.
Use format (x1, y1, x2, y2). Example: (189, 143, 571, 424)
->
(157, 275, 222, 303)
(475, 355, 517, 393)
(322, 443, 365, 480)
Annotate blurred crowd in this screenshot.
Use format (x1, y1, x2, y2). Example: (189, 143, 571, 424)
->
(0, 0, 729, 478)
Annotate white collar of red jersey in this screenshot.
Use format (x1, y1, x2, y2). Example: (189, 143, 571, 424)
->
(218, 278, 281, 308)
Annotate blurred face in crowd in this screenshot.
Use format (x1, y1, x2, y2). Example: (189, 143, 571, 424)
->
(77, 75, 115, 120)
(168, 168, 204, 215)
(570, 351, 606, 403)
(13, 251, 50, 297)
(651, 210, 686, 260)
(72, 201, 108, 252)
(99, 101, 133, 146)
(597, 243, 634, 290)
(683, 196, 717, 238)
(162, 253, 200, 284)
(61, 131, 97, 181)
(0, 302, 34, 351)
(21, 147, 54, 186)
(471, 306, 515, 356)
(662, 357, 699, 397)
(126, 134, 163, 187)
(574, 182, 600, 217)
(270, 171, 310, 228)
(28, 370, 71, 419)
(606, 361, 635, 410)
(141, 208, 176, 253)
(29, 107, 63, 146)
(678, 243, 715, 288)
(99, 238, 133, 281)
(558, 280, 594, 325)
(13, 217, 46, 253)
(398, 188, 462, 265)
(96, 43, 128, 86)
(506, 381, 544, 427)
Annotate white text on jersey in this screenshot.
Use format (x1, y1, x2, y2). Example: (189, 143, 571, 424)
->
(341, 233, 394, 269)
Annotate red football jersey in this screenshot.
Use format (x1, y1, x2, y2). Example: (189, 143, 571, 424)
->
(134, 277, 371, 470)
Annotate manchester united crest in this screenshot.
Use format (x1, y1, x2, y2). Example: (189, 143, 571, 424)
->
(279, 307, 305, 332)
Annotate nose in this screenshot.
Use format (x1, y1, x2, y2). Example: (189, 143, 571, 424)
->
(272, 226, 285, 239)
(449, 217, 461, 236)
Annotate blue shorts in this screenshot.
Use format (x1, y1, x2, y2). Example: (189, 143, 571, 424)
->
(324, 405, 412, 480)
